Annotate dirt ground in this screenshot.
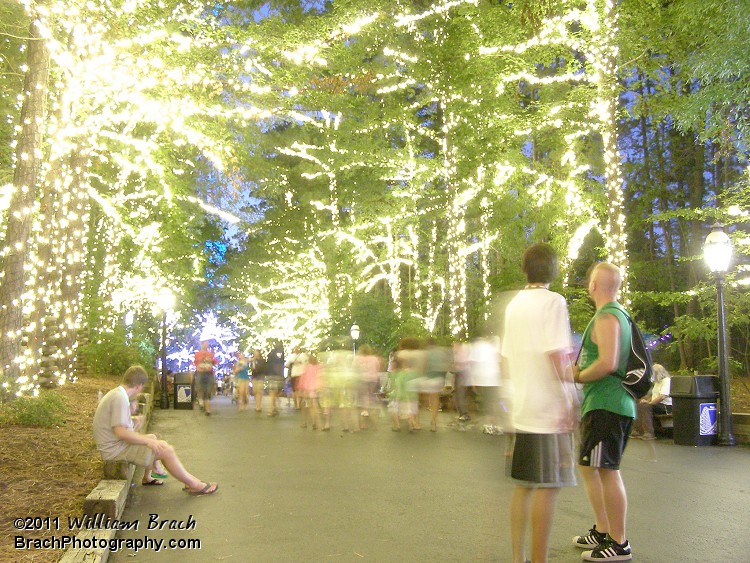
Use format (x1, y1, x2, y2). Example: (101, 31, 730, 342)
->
(1, 374, 749, 562)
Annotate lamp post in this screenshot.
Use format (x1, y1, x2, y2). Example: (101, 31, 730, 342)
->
(703, 223, 735, 446)
(350, 323, 360, 357)
(157, 288, 175, 410)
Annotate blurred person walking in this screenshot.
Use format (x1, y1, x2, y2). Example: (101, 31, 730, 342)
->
(266, 341, 286, 416)
(322, 343, 358, 431)
(286, 346, 308, 410)
(422, 338, 451, 432)
(469, 336, 503, 435)
(233, 351, 251, 411)
(389, 338, 424, 432)
(452, 341, 472, 423)
(299, 353, 323, 429)
(193, 341, 218, 416)
(501, 243, 578, 563)
(354, 344, 383, 429)
(250, 349, 266, 413)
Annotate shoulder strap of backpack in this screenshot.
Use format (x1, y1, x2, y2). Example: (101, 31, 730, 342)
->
(596, 303, 634, 379)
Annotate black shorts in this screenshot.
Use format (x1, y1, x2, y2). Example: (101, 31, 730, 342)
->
(508, 432, 577, 488)
(578, 409, 633, 470)
(197, 372, 214, 400)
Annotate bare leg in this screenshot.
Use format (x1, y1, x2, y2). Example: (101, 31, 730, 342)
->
(310, 397, 319, 429)
(529, 487, 561, 563)
(154, 443, 215, 492)
(510, 486, 531, 563)
(599, 468, 628, 543)
(141, 443, 167, 477)
(301, 398, 309, 427)
(203, 383, 211, 414)
(578, 465, 609, 535)
(254, 383, 263, 412)
(429, 393, 439, 431)
(268, 390, 278, 415)
(350, 407, 360, 431)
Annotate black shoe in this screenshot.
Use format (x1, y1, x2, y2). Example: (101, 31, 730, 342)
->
(573, 524, 607, 549)
(582, 535, 632, 561)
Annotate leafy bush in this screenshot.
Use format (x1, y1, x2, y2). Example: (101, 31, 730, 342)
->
(0, 391, 68, 427)
(79, 331, 156, 376)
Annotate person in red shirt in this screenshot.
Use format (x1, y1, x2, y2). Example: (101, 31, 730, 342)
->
(194, 341, 218, 416)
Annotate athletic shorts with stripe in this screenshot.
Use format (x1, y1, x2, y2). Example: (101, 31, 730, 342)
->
(578, 409, 633, 470)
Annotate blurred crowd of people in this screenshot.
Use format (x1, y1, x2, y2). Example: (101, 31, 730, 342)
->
(188, 336, 509, 435)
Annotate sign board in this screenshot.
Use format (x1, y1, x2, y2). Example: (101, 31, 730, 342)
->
(699, 402, 717, 436)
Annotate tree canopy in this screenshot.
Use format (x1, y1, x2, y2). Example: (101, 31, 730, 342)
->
(0, 0, 748, 398)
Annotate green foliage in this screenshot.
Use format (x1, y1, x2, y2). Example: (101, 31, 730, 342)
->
(564, 287, 596, 336)
(2, 0, 748, 382)
(345, 291, 401, 355)
(0, 390, 68, 427)
(79, 330, 156, 377)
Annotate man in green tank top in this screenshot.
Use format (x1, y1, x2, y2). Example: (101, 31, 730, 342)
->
(571, 263, 635, 561)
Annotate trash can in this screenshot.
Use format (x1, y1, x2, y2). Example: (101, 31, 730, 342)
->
(173, 372, 194, 410)
(671, 375, 719, 446)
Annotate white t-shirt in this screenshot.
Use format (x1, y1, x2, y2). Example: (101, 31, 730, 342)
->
(501, 289, 573, 433)
(468, 338, 501, 387)
(92, 386, 131, 460)
(653, 377, 672, 406)
(286, 352, 309, 378)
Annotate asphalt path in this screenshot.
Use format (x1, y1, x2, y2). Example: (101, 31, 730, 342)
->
(109, 394, 750, 562)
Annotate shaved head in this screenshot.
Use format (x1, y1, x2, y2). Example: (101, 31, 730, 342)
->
(589, 262, 622, 298)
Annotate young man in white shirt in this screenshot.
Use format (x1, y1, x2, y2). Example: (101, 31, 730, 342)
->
(93, 365, 218, 495)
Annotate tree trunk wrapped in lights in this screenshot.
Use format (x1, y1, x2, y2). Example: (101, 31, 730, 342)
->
(0, 16, 49, 394)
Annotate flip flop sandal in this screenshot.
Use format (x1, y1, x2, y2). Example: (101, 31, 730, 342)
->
(142, 479, 164, 486)
(188, 482, 218, 496)
(151, 471, 168, 480)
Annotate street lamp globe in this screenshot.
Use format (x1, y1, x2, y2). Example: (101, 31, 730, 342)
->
(704, 223, 732, 274)
(157, 287, 176, 312)
(350, 323, 360, 341)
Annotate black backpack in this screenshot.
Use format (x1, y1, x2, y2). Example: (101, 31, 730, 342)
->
(606, 306, 654, 401)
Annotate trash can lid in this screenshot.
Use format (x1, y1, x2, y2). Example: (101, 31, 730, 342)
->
(174, 372, 193, 384)
(670, 375, 719, 397)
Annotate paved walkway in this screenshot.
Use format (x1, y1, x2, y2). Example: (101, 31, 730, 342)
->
(109, 395, 750, 562)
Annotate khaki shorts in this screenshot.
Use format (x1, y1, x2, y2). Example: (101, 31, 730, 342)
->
(112, 444, 154, 468)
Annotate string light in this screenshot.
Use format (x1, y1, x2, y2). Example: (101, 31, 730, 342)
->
(2, 0, 634, 395)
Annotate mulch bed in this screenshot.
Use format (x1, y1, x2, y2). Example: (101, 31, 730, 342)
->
(0, 374, 119, 563)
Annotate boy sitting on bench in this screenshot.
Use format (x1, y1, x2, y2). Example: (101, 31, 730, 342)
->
(93, 365, 218, 495)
